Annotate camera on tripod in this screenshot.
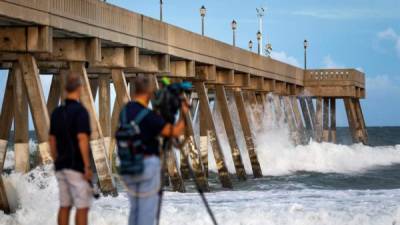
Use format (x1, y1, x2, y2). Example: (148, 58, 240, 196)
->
(152, 78, 192, 123)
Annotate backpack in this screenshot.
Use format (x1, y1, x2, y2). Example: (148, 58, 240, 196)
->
(115, 104, 150, 175)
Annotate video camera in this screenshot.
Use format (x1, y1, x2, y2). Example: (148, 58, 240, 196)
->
(152, 78, 192, 123)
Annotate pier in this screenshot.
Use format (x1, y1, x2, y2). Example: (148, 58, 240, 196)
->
(0, 0, 367, 211)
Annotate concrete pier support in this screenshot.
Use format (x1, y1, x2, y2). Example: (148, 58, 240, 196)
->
(69, 62, 116, 195)
(99, 75, 111, 157)
(195, 82, 232, 188)
(0, 70, 14, 170)
(0, 176, 10, 214)
(47, 75, 61, 114)
(89, 78, 99, 101)
(344, 98, 358, 143)
(282, 96, 299, 144)
(255, 93, 266, 114)
(299, 97, 313, 142)
(290, 96, 306, 144)
(322, 98, 330, 142)
(199, 96, 209, 177)
(233, 89, 263, 178)
(306, 97, 317, 132)
(315, 97, 323, 142)
(215, 85, 246, 180)
(183, 110, 209, 191)
(354, 99, 368, 144)
(272, 94, 283, 125)
(18, 55, 52, 164)
(247, 92, 262, 125)
(330, 98, 337, 143)
(13, 64, 30, 173)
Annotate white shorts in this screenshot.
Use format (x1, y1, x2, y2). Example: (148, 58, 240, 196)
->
(55, 169, 92, 209)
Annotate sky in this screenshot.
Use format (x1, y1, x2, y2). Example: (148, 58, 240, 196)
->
(1, 0, 399, 127)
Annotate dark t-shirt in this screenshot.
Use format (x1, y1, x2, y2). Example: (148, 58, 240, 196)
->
(121, 101, 166, 156)
(50, 99, 91, 173)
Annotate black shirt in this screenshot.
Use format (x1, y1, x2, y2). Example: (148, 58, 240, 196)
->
(121, 101, 166, 156)
(50, 99, 91, 173)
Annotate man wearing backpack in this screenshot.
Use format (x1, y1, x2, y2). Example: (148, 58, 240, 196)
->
(49, 74, 93, 225)
(119, 75, 188, 225)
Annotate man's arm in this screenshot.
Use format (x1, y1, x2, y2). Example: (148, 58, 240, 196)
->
(160, 100, 189, 138)
(77, 133, 92, 180)
(160, 118, 186, 138)
(49, 135, 57, 160)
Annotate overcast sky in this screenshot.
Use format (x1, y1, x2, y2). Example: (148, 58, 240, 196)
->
(0, 0, 399, 127)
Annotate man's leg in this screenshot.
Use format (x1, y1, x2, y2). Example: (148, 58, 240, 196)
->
(76, 208, 89, 225)
(58, 207, 71, 225)
(128, 193, 139, 225)
(56, 171, 73, 225)
(138, 194, 160, 225)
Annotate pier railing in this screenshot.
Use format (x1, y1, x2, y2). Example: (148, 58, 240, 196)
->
(304, 69, 365, 98)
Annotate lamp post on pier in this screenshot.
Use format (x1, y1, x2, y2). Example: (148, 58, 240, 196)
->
(200, 5, 206, 36)
(304, 39, 308, 70)
(257, 31, 262, 55)
(160, 0, 163, 21)
(231, 20, 237, 47)
(248, 40, 253, 51)
(265, 43, 272, 57)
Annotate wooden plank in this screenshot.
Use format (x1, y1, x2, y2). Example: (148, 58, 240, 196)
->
(0, 69, 14, 172)
(13, 64, 30, 173)
(215, 85, 246, 180)
(69, 62, 116, 195)
(18, 55, 52, 164)
(195, 82, 233, 188)
(233, 89, 263, 178)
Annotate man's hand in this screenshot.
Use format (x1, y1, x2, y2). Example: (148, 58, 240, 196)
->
(84, 167, 93, 181)
(181, 97, 190, 114)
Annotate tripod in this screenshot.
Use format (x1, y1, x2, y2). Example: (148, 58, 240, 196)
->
(156, 137, 218, 225)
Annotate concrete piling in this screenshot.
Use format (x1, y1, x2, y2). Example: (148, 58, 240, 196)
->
(13, 64, 30, 173)
(233, 89, 263, 178)
(46, 75, 61, 114)
(69, 62, 116, 195)
(183, 109, 210, 191)
(99, 75, 111, 157)
(315, 97, 323, 142)
(290, 96, 307, 145)
(215, 85, 246, 180)
(195, 82, 233, 188)
(18, 55, 52, 164)
(330, 98, 337, 143)
(322, 98, 330, 142)
(0, 70, 14, 171)
(298, 97, 313, 142)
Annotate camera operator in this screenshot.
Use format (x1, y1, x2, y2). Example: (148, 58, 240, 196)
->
(120, 75, 188, 225)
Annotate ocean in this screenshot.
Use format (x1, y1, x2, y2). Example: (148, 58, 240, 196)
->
(1, 125, 400, 225)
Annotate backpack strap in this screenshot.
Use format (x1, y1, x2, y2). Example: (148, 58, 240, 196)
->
(133, 108, 150, 125)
